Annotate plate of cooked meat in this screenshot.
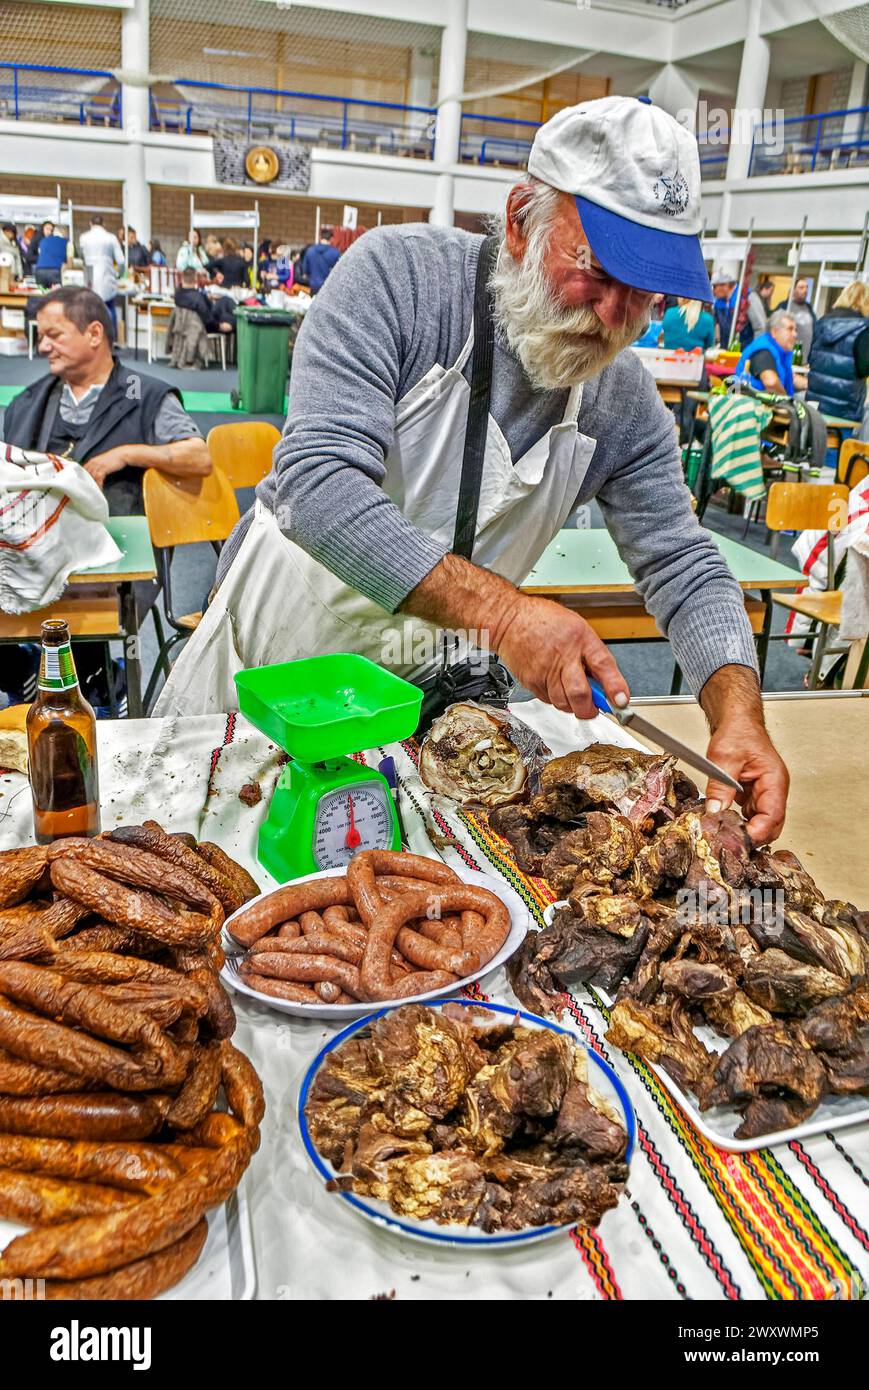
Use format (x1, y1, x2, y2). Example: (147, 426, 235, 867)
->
(221, 851, 529, 1019)
(299, 999, 634, 1245)
(491, 741, 869, 1151)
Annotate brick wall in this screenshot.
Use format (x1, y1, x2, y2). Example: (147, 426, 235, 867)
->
(150, 186, 427, 259)
(0, 174, 123, 240)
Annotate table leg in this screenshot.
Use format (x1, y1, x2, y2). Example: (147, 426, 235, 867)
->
(756, 593, 773, 687)
(119, 582, 143, 717)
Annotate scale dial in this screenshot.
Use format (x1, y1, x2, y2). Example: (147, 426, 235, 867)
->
(312, 781, 394, 868)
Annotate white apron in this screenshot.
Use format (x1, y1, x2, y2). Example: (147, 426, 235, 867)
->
(154, 327, 597, 717)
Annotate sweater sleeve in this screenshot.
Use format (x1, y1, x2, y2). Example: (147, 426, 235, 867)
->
(594, 365, 759, 696)
(268, 229, 449, 613)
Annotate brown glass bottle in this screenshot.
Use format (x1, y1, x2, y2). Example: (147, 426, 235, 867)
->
(26, 619, 100, 843)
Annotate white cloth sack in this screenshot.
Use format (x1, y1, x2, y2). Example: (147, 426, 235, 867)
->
(0, 443, 121, 613)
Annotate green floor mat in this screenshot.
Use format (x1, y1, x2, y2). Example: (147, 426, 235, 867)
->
(0, 385, 20, 406)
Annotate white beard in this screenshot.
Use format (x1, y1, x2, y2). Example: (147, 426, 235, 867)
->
(490, 237, 651, 391)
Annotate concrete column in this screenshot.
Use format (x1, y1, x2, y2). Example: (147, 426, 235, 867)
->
(408, 45, 436, 111)
(649, 64, 699, 126)
(843, 60, 867, 141)
(121, 0, 151, 243)
(430, 0, 468, 227)
(724, 0, 770, 185)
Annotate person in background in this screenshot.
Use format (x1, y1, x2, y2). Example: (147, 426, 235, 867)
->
(174, 267, 236, 334)
(807, 279, 869, 423)
(299, 226, 340, 295)
(25, 219, 56, 274)
(241, 243, 257, 290)
(3, 286, 210, 710)
(744, 276, 775, 344)
(176, 227, 209, 274)
(777, 276, 816, 360)
(34, 223, 69, 288)
(124, 228, 151, 269)
(711, 270, 738, 346)
(258, 238, 276, 279)
(273, 244, 295, 291)
(661, 297, 715, 352)
(79, 216, 124, 335)
(210, 237, 246, 289)
(203, 235, 224, 271)
(0, 222, 23, 280)
(18, 224, 35, 267)
(149, 239, 167, 267)
(735, 309, 807, 396)
(661, 298, 715, 441)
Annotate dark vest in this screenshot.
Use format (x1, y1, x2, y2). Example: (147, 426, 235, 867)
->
(3, 362, 179, 515)
(807, 310, 866, 420)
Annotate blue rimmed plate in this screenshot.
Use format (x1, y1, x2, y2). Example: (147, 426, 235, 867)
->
(298, 999, 635, 1248)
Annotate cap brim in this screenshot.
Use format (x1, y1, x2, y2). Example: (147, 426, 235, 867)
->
(575, 195, 712, 301)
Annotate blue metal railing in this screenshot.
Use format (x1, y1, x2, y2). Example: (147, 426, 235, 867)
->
(0, 62, 121, 127)
(2, 65, 866, 183)
(748, 105, 868, 175)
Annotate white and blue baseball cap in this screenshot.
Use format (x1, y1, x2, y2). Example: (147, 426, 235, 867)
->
(527, 95, 712, 302)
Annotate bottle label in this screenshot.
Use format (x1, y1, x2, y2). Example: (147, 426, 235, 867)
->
(38, 641, 78, 692)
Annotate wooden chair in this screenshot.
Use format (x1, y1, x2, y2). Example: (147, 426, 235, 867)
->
(205, 422, 281, 490)
(142, 466, 240, 711)
(768, 481, 850, 688)
(837, 438, 869, 490)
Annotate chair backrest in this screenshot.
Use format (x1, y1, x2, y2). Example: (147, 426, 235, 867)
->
(206, 422, 281, 489)
(143, 465, 240, 549)
(838, 437, 869, 490)
(765, 481, 850, 534)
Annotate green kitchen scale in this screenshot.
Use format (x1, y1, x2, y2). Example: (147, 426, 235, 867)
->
(234, 653, 422, 882)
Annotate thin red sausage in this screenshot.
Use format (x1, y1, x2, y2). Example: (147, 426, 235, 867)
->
(228, 879, 353, 947)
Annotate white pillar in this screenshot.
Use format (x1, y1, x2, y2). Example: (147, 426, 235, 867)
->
(724, 0, 770, 185)
(649, 64, 699, 125)
(121, 0, 151, 243)
(843, 60, 867, 141)
(430, 0, 468, 228)
(408, 45, 436, 111)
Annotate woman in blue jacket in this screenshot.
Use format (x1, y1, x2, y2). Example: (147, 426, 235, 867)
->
(807, 281, 869, 422)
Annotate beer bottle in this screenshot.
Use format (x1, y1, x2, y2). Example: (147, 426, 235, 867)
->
(26, 619, 100, 842)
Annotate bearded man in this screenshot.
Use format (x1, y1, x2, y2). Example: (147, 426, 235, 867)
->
(156, 96, 788, 844)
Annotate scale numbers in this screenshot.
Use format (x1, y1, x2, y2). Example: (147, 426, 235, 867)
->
(312, 782, 393, 868)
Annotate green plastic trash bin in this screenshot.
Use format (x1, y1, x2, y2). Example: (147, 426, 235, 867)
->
(230, 306, 295, 414)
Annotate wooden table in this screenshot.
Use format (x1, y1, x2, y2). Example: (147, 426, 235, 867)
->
(521, 527, 803, 687)
(70, 516, 156, 717)
(130, 297, 174, 361)
(627, 691, 869, 905)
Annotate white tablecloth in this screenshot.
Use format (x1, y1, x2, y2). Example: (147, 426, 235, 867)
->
(2, 705, 866, 1302)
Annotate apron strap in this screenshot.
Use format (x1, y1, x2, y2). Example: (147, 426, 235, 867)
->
(452, 235, 499, 561)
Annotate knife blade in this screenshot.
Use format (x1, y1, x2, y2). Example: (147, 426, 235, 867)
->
(587, 679, 742, 794)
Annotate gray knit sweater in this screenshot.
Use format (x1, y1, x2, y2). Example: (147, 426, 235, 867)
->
(218, 224, 757, 696)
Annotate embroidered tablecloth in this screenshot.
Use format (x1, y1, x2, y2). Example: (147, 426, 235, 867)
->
(1, 705, 865, 1301)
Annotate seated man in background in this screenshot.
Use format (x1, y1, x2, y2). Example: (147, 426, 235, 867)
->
(734, 309, 808, 397)
(2, 286, 211, 709)
(5, 286, 210, 513)
(174, 268, 236, 336)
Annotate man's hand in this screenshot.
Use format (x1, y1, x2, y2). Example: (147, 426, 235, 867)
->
(494, 595, 630, 719)
(402, 555, 630, 719)
(83, 447, 129, 489)
(700, 665, 789, 844)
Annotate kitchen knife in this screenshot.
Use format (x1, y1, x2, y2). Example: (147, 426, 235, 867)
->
(587, 679, 742, 794)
